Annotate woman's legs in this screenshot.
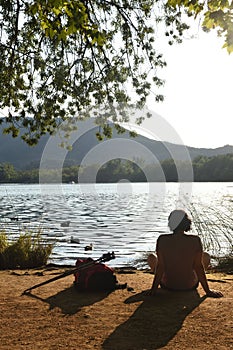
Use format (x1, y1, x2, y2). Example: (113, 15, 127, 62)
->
(202, 252, 211, 270)
(147, 253, 158, 273)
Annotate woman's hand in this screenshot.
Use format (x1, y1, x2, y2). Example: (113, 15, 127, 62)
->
(206, 289, 223, 298)
(146, 288, 158, 296)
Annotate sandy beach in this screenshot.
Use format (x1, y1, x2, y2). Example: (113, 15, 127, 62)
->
(0, 267, 232, 350)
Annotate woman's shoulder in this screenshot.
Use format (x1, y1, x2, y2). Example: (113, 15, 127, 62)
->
(186, 233, 201, 240)
(185, 234, 202, 245)
(157, 234, 173, 241)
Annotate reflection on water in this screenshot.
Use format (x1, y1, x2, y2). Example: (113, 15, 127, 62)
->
(0, 182, 232, 267)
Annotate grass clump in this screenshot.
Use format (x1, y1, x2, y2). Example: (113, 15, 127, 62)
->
(0, 231, 53, 269)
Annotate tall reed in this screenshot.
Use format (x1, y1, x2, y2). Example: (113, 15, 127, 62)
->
(188, 200, 233, 261)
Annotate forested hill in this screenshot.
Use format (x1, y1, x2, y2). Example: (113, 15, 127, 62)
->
(1, 154, 233, 183)
(0, 121, 233, 169)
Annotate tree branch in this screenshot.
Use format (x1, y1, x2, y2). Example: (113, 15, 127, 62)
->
(9, 0, 20, 68)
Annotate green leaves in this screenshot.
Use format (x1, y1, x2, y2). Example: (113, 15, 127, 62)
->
(3, 125, 20, 138)
(0, 0, 232, 145)
(29, 0, 105, 44)
(0, 0, 167, 145)
(167, 0, 233, 53)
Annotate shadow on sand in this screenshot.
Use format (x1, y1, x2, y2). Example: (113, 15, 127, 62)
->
(103, 289, 206, 350)
(26, 285, 111, 315)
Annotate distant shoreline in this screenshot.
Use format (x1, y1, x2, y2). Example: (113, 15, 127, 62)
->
(1, 153, 233, 182)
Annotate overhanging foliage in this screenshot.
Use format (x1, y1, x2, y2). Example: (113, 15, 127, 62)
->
(0, 0, 232, 145)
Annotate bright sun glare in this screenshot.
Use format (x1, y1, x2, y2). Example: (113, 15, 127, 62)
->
(148, 30, 233, 148)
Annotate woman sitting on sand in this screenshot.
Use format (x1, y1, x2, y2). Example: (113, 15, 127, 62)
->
(148, 209, 223, 298)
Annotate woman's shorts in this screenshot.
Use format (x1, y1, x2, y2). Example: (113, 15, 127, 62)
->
(160, 282, 199, 292)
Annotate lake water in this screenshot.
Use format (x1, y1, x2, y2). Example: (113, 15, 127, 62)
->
(0, 182, 233, 267)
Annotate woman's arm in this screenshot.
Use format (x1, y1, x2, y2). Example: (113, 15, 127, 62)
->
(194, 251, 223, 298)
(149, 250, 164, 295)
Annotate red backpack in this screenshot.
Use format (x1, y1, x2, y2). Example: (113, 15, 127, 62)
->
(74, 258, 117, 292)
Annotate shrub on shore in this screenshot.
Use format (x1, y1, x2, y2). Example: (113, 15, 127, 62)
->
(0, 231, 53, 269)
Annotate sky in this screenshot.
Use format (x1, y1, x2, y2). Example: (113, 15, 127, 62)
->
(144, 30, 233, 149)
